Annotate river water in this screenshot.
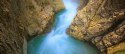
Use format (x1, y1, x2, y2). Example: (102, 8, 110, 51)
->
(28, 0, 99, 54)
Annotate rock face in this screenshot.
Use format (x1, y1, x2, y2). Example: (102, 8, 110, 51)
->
(68, 0, 125, 53)
(0, 0, 64, 54)
(0, 0, 125, 54)
(108, 42, 125, 54)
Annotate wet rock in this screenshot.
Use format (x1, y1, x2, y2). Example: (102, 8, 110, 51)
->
(68, 0, 125, 53)
(0, 0, 64, 54)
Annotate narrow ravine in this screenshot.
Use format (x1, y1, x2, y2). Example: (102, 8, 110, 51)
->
(28, 0, 99, 54)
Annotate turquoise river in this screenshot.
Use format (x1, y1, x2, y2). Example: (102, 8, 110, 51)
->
(28, 0, 99, 54)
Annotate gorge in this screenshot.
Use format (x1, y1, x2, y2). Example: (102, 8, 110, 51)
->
(0, 0, 125, 54)
(28, 0, 99, 54)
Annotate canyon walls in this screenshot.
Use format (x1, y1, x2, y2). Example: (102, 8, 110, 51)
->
(68, 0, 125, 54)
(0, 0, 125, 54)
(0, 0, 64, 54)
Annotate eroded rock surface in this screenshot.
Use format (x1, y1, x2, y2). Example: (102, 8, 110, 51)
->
(0, 0, 64, 54)
(0, 0, 125, 54)
(68, 0, 125, 54)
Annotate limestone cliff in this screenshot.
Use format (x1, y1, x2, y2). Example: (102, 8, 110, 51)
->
(0, 0, 125, 54)
(0, 0, 64, 54)
(68, 0, 125, 54)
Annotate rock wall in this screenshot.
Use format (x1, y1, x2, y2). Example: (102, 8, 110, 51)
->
(0, 0, 125, 54)
(68, 0, 125, 54)
(0, 0, 64, 54)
